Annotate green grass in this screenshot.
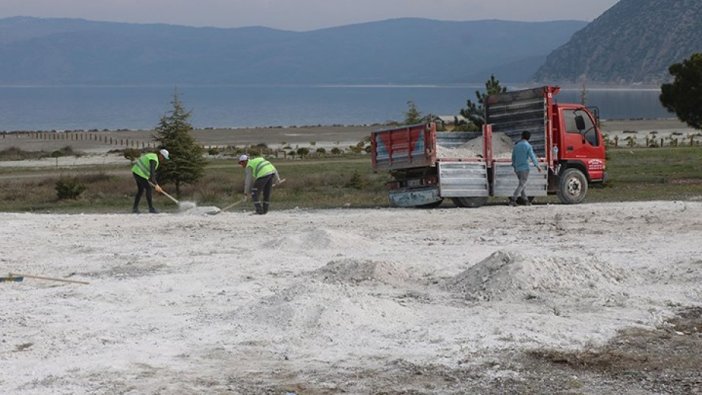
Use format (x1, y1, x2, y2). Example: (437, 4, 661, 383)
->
(586, 146, 702, 202)
(0, 147, 701, 213)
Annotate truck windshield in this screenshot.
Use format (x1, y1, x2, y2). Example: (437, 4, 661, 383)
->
(565, 109, 599, 147)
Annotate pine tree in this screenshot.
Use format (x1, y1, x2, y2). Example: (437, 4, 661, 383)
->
(404, 100, 423, 124)
(153, 92, 206, 197)
(459, 75, 507, 130)
(660, 53, 702, 130)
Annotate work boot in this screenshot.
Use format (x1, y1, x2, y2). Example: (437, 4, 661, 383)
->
(254, 203, 264, 215)
(262, 203, 269, 214)
(149, 207, 159, 214)
(508, 198, 517, 207)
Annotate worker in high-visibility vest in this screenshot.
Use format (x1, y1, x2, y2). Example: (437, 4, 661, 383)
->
(131, 149, 169, 213)
(238, 154, 281, 215)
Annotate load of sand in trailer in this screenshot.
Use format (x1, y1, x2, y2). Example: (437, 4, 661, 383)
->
(436, 131, 515, 159)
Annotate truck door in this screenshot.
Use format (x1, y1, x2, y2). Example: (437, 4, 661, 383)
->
(560, 108, 606, 181)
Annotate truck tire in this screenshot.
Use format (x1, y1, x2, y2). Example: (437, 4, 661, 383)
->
(452, 197, 488, 208)
(557, 168, 588, 204)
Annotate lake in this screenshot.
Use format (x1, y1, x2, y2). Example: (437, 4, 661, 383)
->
(0, 85, 672, 131)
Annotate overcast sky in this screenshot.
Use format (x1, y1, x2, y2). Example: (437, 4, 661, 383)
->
(0, 0, 620, 31)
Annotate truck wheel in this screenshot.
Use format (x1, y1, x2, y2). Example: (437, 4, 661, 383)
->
(452, 197, 488, 208)
(557, 168, 588, 204)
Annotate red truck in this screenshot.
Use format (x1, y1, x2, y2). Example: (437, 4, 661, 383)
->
(370, 86, 606, 207)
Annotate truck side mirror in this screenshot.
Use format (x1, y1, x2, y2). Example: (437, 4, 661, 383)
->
(575, 115, 586, 131)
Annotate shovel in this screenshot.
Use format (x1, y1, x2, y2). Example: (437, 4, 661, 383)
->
(149, 182, 197, 211)
(4, 273, 89, 285)
(211, 178, 286, 215)
(209, 196, 248, 215)
(221, 197, 248, 211)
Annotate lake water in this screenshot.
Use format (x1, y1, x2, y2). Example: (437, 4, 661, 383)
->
(0, 85, 672, 131)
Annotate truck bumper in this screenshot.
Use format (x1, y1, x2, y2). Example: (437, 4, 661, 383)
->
(388, 187, 442, 207)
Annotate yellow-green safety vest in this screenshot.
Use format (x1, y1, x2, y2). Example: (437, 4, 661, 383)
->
(247, 157, 276, 179)
(131, 153, 159, 180)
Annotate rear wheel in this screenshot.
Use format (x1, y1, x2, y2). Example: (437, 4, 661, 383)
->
(452, 197, 488, 208)
(557, 168, 588, 204)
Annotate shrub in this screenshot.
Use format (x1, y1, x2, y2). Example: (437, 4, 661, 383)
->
(346, 170, 367, 189)
(0, 146, 32, 161)
(55, 177, 86, 200)
(297, 147, 310, 158)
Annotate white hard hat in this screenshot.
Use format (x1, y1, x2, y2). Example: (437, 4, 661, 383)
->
(238, 154, 249, 162)
(159, 149, 170, 160)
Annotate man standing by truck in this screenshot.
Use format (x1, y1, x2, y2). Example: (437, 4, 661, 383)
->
(510, 131, 542, 206)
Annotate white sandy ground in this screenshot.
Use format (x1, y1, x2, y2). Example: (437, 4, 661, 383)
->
(1, 201, 701, 393)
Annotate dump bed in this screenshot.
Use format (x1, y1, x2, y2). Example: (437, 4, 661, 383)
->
(371, 123, 436, 171)
(371, 124, 486, 171)
(485, 86, 553, 157)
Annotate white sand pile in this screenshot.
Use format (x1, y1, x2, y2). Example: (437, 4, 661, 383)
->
(312, 258, 411, 286)
(492, 132, 517, 159)
(444, 250, 628, 302)
(267, 227, 370, 250)
(436, 132, 515, 159)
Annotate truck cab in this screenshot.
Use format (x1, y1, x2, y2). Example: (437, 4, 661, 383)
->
(556, 104, 606, 180)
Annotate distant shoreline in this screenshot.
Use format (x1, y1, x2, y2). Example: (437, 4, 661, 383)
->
(1, 118, 698, 158)
(0, 117, 691, 134)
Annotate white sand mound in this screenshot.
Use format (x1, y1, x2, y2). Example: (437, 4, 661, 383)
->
(436, 132, 515, 159)
(312, 258, 411, 286)
(266, 227, 370, 250)
(240, 281, 416, 333)
(445, 250, 628, 302)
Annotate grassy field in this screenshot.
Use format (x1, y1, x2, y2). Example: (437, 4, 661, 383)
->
(1, 146, 701, 213)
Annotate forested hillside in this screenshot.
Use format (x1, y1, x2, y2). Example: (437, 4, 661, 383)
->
(533, 0, 702, 85)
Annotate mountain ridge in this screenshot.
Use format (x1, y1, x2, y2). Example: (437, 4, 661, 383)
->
(0, 16, 586, 85)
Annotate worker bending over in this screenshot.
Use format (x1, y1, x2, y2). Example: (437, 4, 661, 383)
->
(131, 148, 169, 213)
(238, 154, 281, 215)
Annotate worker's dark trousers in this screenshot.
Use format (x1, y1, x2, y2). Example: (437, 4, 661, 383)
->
(133, 173, 154, 212)
(252, 174, 275, 214)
